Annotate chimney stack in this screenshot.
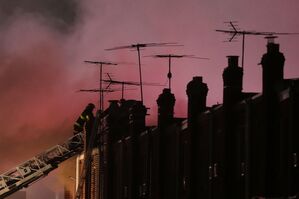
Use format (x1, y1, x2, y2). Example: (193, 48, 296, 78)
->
(186, 76, 208, 130)
(260, 38, 285, 196)
(261, 38, 285, 94)
(222, 56, 243, 106)
(129, 101, 147, 135)
(222, 56, 243, 199)
(106, 100, 121, 141)
(156, 88, 176, 128)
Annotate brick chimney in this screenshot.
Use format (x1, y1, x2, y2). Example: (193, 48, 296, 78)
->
(222, 56, 243, 199)
(129, 101, 147, 135)
(106, 100, 121, 141)
(156, 88, 176, 128)
(261, 38, 285, 94)
(186, 76, 208, 130)
(222, 56, 243, 106)
(260, 38, 285, 196)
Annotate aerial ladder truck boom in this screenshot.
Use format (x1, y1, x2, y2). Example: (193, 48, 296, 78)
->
(0, 132, 84, 198)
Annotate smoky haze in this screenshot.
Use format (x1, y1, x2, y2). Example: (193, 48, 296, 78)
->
(0, 0, 94, 197)
(1, 0, 299, 197)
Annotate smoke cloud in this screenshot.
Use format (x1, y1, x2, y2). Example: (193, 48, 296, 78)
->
(0, 0, 91, 197)
(0, 0, 79, 31)
(1, 0, 299, 198)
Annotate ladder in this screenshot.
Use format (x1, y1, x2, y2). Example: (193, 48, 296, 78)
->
(0, 133, 84, 198)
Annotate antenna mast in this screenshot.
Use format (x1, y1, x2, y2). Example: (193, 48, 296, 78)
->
(106, 42, 180, 103)
(149, 54, 208, 90)
(84, 60, 117, 112)
(216, 21, 299, 69)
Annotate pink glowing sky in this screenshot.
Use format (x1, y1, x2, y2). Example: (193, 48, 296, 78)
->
(0, 0, 299, 197)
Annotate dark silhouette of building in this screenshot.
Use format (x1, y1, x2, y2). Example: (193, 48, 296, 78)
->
(96, 39, 299, 199)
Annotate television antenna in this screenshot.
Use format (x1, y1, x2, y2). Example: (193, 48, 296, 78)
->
(103, 73, 163, 99)
(106, 42, 181, 103)
(78, 87, 136, 97)
(147, 54, 209, 90)
(84, 60, 117, 111)
(216, 21, 299, 68)
(77, 89, 118, 93)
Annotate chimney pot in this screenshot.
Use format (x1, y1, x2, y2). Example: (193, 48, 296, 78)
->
(193, 76, 203, 82)
(157, 88, 176, 128)
(227, 56, 239, 67)
(186, 76, 208, 129)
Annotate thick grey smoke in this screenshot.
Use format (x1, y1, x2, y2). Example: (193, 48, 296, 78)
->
(0, 0, 94, 197)
(0, 0, 80, 32)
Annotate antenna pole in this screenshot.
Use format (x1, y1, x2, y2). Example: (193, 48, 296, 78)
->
(242, 33, 245, 68)
(106, 42, 183, 102)
(168, 56, 172, 90)
(100, 63, 103, 111)
(121, 82, 124, 99)
(85, 61, 117, 111)
(137, 46, 144, 103)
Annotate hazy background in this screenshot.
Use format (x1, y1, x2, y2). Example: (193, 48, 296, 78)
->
(0, 0, 298, 197)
